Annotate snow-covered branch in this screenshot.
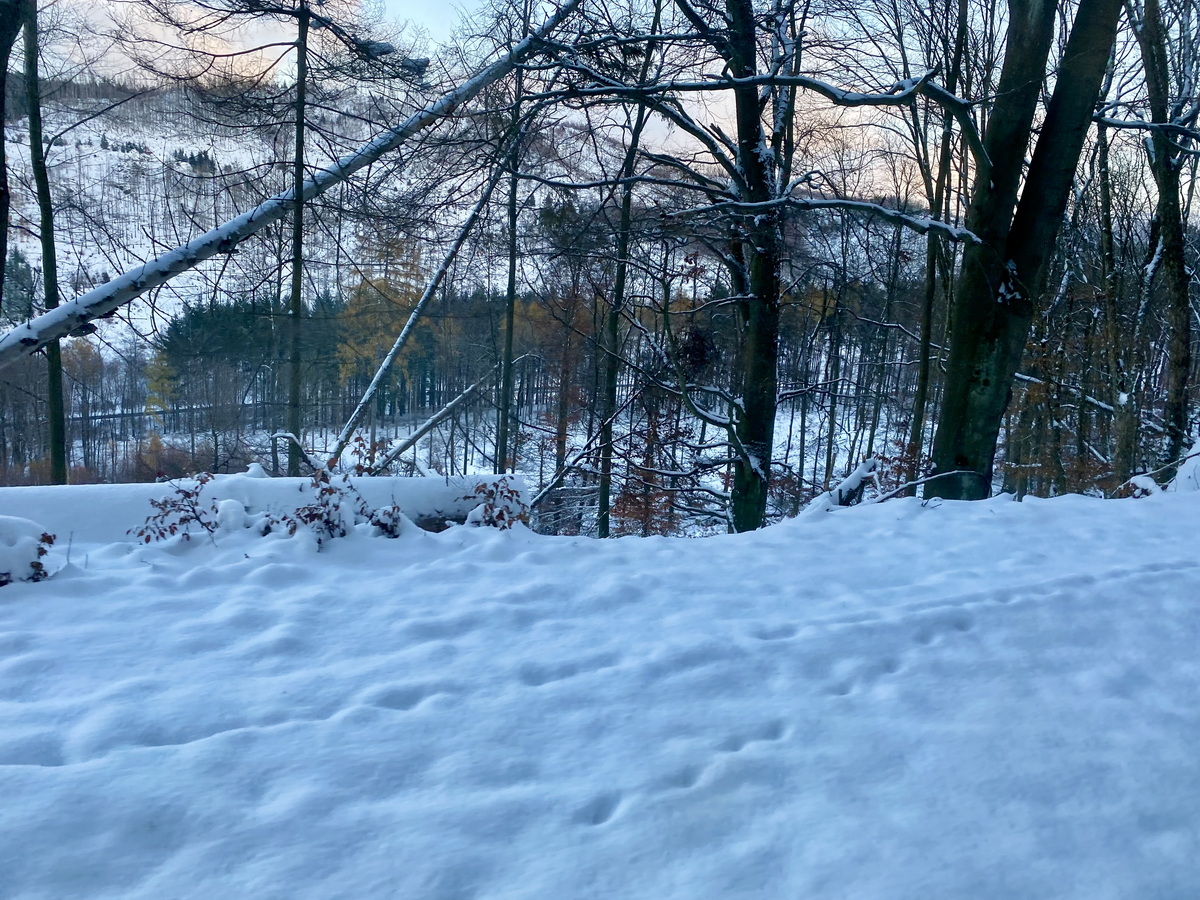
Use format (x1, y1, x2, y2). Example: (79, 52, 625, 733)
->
(671, 196, 981, 244)
(368, 367, 504, 476)
(0, 0, 584, 372)
(329, 158, 508, 466)
(803, 458, 878, 515)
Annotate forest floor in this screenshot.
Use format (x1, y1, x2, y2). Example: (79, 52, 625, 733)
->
(1, 486, 1198, 898)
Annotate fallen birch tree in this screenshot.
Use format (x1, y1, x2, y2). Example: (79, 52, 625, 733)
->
(0, 0, 582, 372)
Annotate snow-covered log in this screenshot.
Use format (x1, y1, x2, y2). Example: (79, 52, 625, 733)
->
(803, 458, 878, 515)
(0, 0, 582, 372)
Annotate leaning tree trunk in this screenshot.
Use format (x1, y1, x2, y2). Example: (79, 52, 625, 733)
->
(0, 0, 584, 371)
(929, 0, 1124, 499)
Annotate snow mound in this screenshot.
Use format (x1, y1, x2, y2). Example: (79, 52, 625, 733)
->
(1168, 440, 1200, 492)
(1, 489, 1199, 898)
(0, 516, 54, 586)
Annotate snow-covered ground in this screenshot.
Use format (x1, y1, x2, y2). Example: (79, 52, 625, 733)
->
(2, 486, 1199, 898)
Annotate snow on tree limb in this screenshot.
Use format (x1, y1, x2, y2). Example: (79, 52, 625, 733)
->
(671, 196, 982, 244)
(0, 0, 583, 373)
(367, 366, 504, 475)
(544, 67, 990, 175)
(328, 159, 508, 467)
(803, 457, 878, 514)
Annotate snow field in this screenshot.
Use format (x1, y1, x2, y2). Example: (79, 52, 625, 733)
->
(1, 491, 1199, 897)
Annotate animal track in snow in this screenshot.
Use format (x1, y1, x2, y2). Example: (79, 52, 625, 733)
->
(574, 791, 622, 826)
(0, 631, 34, 657)
(655, 720, 789, 795)
(660, 763, 705, 790)
(822, 653, 907, 697)
(0, 730, 65, 767)
(366, 682, 454, 711)
(717, 719, 787, 753)
(0, 653, 59, 701)
(750, 624, 798, 642)
(912, 610, 974, 646)
(641, 641, 741, 682)
(517, 652, 620, 687)
(398, 612, 483, 645)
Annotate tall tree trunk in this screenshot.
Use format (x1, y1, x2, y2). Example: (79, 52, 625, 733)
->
(0, 0, 22, 312)
(495, 3, 530, 476)
(907, 0, 968, 493)
(1133, 0, 1192, 475)
(1096, 122, 1140, 483)
(598, 0, 662, 538)
(929, 0, 1123, 499)
(726, 0, 780, 532)
(598, 117, 651, 536)
(24, 0, 66, 484)
(286, 5, 310, 476)
(495, 134, 520, 474)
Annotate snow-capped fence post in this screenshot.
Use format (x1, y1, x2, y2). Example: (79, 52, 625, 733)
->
(0, 0, 583, 372)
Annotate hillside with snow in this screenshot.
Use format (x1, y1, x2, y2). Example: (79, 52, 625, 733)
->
(1, 483, 1198, 898)
(4, 84, 405, 329)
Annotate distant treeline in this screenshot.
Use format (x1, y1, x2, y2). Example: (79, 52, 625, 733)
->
(4, 76, 144, 122)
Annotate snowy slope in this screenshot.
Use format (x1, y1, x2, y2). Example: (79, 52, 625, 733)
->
(1, 491, 1199, 898)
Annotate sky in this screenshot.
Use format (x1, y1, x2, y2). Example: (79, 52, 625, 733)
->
(380, 0, 478, 46)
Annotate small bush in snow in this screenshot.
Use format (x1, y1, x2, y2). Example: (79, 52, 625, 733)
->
(1123, 475, 1162, 499)
(266, 469, 361, 547)
(369, 505, 406, 538)
(345, 433, 391, 476)
(130, 473, 219, 543)
(135, 469, 407, 550)
(0, 517, 56, 587)
(465, 477, 529, 530)
(266, 469, 405, 547)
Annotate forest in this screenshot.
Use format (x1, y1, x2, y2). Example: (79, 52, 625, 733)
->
(0, 0, 1194, 536)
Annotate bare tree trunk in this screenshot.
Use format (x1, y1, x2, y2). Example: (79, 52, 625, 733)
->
(1133, 0, 1192, 475)
(496, 5, 529, 475)
(0, 0, 22, 312)
(907, 0, 969, 495)
(286, 5, 310, 476)
(24, 0, 66, 484)
(597, 0, 662, 538)
(929, 0, 1123, 499)
(727, 0, 780, 532)
(496, 133, 520, 474)
(598, 118, 649, 535)
(1096, 122, 1140, 483)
